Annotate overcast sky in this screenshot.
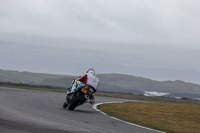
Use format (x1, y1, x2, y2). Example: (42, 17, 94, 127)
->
(0, 0, 200, 83)
(1, 0, 200, 50)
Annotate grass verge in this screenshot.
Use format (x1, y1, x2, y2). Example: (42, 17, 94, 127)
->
(99, 102, 200, 133)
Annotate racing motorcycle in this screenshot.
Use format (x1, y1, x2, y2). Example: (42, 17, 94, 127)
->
(63, 79, 95, 110)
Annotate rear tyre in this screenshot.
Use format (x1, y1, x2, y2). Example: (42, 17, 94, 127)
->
(68, 92, 83, 110)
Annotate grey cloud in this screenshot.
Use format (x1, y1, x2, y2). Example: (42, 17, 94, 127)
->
(0, 0, 200, 47)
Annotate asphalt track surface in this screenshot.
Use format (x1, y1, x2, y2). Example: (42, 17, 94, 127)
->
(0, 87, 164, 133)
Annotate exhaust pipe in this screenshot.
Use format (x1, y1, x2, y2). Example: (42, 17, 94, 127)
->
(84, 95, 89, 99)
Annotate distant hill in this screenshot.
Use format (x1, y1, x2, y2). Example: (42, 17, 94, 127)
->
(0, 69, 200, 99)
(1, 40, 200, 84)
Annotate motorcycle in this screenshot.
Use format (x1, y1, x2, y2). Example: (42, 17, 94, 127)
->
(63, 79, 95, 110)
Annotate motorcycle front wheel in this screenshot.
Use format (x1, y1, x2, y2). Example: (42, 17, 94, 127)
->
(68, 92, 83, 110)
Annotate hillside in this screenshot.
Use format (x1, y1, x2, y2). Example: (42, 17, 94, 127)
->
(1, 41, 200, 84)
(0, 69, 200, 99)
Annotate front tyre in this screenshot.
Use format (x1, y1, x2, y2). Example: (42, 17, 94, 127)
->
(68, 92, 83, 110)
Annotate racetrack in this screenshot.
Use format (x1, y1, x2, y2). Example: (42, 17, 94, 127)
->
(0, 87, 163, 133)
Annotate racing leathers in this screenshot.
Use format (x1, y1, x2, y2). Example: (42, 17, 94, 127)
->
(78, 73, 99, 92)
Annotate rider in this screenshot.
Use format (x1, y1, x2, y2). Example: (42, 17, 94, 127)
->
(64, 68, 99, 107)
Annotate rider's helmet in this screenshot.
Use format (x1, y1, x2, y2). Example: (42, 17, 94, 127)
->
(87, 68, 95, 74)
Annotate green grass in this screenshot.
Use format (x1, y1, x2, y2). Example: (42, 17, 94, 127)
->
(99, 102, 200, 133)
